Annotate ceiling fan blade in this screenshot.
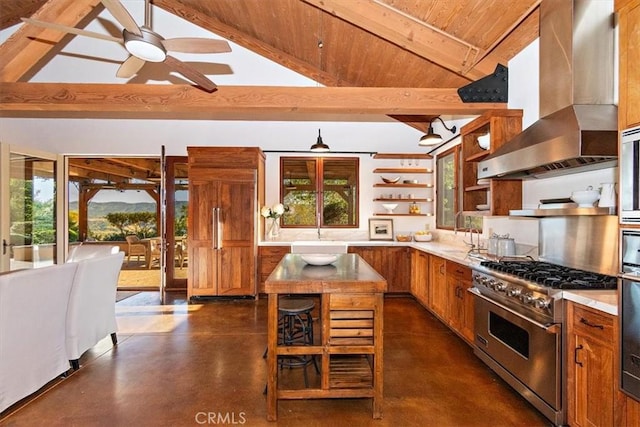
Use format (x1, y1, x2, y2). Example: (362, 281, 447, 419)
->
(162, 38, 232, 54)
(21, 18, 123, 43)
(163, 55, 217, 92)
(101, 0, 142, 36)
(117, 56, 146, 78)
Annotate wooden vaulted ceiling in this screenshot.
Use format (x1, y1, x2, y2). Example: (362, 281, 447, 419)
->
(0, 0, 540, 183)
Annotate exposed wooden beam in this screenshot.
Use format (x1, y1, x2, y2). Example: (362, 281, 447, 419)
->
(301, 0, 504, 81)
(69, 158, 152, 181)
(105, 158, 161, 177)
(0, 0, 104, 82)
(0, 82, 506, 119)
(153, 0, 345, 87)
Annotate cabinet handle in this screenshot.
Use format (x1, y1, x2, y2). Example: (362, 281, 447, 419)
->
(574, 344, 584, 367)
(440, 265, 445, 274)
(579, 317, 604, 330)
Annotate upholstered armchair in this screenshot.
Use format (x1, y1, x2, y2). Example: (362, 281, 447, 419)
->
(65, 251, 125, 370)
(67, 244, 120, 262)
(0, 263, 78, 412)
(125, 235, 146, 266)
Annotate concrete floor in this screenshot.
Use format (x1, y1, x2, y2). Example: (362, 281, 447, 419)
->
(1, 293, 551, 426)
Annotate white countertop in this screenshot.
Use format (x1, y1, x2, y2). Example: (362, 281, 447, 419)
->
(260, 239, 618, 315)
(560, 290, 618, 316)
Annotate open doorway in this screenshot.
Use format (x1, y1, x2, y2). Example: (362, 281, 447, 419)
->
(68, 157, 162, 290)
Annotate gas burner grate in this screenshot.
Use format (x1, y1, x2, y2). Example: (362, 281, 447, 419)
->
(479, 260, 617, 290)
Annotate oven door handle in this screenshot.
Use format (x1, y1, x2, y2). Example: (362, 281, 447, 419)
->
(469, 287, 561, 332)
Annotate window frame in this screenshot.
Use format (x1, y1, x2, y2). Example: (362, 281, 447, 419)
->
(279, 156, 359, 229)
(435, 145, 461, 231)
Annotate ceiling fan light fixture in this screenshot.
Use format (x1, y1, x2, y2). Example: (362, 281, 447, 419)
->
(123, 28, 166, 62)
(418, 117, 457, 146)
(310, 129, 330, 152)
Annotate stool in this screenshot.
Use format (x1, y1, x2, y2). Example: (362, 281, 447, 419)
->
(263, 297, 319, 392)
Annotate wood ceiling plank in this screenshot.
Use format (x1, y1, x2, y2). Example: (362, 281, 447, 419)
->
(69, 158, 151, 180)
(0, 82, 507, 119)
(153, 0, 345, 87)
(0, 0, 49, 30)
(0, 0, 104, 82)
(301, 0, 498, 81)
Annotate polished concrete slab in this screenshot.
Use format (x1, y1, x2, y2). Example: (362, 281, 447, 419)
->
(1, 293, 551, 426)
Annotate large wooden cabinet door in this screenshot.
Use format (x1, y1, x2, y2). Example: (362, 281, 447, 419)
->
(618, 0, 640, 129)
(567, 302, 626, 427)
(188, 168, 256, 298)
(429, 255, 447, 318)
(348, 246, 410, 293)
(411, 249, 430, 306)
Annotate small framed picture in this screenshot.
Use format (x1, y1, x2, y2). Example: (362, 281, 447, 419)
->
(368, 218, 394, 241)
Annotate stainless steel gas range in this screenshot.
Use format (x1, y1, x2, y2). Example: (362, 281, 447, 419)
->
(470, 216, 619, 427)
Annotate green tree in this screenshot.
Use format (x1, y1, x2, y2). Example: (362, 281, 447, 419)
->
(105, 212, 131, 239)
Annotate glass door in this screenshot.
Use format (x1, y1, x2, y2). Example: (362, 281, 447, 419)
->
(0, 144, 64, 272)
(165, 156, 188, 290)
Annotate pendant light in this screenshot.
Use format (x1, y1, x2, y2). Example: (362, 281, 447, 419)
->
(310, 129, 330, 152)
(419, 117, 457, 146)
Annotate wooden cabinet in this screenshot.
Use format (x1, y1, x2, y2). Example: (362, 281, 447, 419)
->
(460, 110, 523, 216)
(445, 261, 474, 343)
(411, 249, 430, 306)
(617, 0, 640, 129)
(372, 153, 433, 216)
(566, 302, 627, 427)
(257, 245, 290, 293)
(187, 147, 265, 299)
(348, 246, 411, 293)
(428, 255, 447, 318)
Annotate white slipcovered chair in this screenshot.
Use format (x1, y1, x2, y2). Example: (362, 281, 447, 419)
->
(0, 263, 78, 412)
(66, 251, 125, 370)
(67, 244, 120, 262)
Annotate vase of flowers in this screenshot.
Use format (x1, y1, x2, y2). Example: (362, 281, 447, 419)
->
(260, 203, 286, 240)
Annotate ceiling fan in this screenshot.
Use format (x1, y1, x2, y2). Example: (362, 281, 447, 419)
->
(22, 0, 231, 92)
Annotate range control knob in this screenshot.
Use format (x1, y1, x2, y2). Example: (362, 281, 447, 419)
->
(495, 282, 507, 292)
(507, 287, 521, 297)
(520, 293, 534, 304)
(534, 298, 551, 309)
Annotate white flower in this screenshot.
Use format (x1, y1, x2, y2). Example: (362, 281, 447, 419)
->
(272, 203, 285, 216)
(260, 206, 272, 218)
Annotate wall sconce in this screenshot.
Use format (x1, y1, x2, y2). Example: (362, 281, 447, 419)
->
(310, 129, 330, 152)
(418, 117, 457, 146)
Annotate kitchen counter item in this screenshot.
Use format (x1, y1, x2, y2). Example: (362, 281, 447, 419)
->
(396, 234, 412, 242)
(570, 187, 600, 207)
(300, 254, 338, 266)
(413, 233, 432, 242)
(497, 238, 516, 257)
(598, 183, 616, 208)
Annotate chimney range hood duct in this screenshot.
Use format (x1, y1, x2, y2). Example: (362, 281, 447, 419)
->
(478, 0, 618, 180)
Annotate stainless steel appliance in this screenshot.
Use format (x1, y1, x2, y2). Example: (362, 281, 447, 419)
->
(471, 216, 618, 426)
(620, 126, 640, 224)
(621, 229, 640, 401)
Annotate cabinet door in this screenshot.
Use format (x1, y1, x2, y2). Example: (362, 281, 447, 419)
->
(429, 256, 447, 318)
(619, 0, 640, 128)
(571, 335, 615, 427)
(386, 247, 411, 293)
(411, 250, 430, 306)
(189, 176, 218, 297)
(217, 178, 256, 296)
(188, 168, 256, 297)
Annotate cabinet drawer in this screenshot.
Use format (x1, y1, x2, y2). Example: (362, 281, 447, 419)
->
(446, 262, 471, 282)
(571, 304, 615, 346)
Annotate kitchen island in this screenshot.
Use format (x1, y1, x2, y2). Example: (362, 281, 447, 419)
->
(264, 253, 387, 421)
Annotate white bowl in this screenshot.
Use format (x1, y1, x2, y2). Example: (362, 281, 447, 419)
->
(414, 233, 432, 242)
(477, 134, 491, 150)
(300, 254, 338, 266)
(571, 190, 600, 207)
(382, 203, 398, 213)
(381, 176, 400, 184)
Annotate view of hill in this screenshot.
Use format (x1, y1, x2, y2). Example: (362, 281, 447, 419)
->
(69, 201, 188, 218)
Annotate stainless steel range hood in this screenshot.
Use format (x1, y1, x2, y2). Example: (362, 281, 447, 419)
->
(478, 0, 618, 180)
